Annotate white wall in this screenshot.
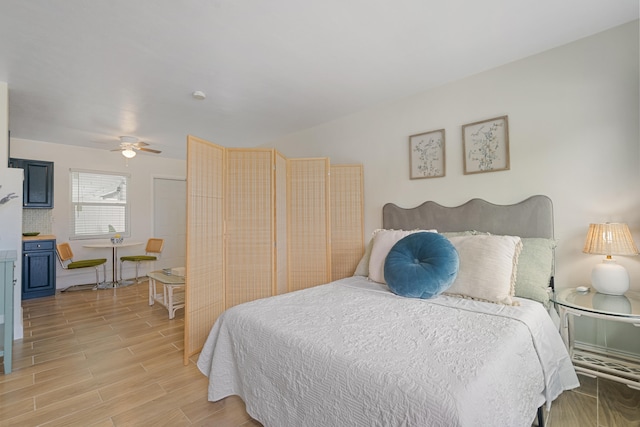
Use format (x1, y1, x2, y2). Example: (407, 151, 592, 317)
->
(0, 82, 7, 167)
(265, 22, 640, 352)
(267, 20, 640, 292)
(10, 138, 186, 289)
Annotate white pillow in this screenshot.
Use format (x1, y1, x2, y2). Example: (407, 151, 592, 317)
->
(444, 234, 522, 305)
(368, 229, 437, 284)
(353, 238, 374, 276)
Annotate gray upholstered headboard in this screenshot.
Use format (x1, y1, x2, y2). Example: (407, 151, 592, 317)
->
(382, 195, 554, 239)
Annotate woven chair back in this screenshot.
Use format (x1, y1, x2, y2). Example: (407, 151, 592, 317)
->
(56, 243, 74, 263)
(146, 238, 164, 254)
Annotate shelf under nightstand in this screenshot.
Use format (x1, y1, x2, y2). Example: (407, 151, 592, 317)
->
(553, 287, 640, 391)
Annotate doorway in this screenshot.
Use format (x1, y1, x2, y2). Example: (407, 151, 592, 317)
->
(153, 177, 186, 270)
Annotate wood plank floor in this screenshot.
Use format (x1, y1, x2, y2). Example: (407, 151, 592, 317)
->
(1, 280, 639, 426)
(1, 281, 262, 426)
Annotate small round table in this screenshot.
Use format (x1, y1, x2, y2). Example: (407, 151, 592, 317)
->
(553, 287, 640, 390)
(83, 241, 143, 287)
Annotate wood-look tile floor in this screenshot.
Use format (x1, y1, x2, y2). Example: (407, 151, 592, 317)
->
(541, 372, 640, 427)
(1, 281, 638, 426)
(0, 281, 261, 426)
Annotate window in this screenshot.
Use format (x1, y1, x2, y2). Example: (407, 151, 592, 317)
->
(69, 169, 130, 240)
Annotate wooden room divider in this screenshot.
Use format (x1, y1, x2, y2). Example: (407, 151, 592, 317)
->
(184, 136, 363, 364)
(330, 164, 364, 281)
(286, 158, 332, 292)
(184, 135, 226, 364)
(225, 148, 277, 309)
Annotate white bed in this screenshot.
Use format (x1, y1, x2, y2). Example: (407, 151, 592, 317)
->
(197, 196, 579, 426)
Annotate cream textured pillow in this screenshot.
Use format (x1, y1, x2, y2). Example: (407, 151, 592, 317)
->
(353, 238, 375, 276)
(368, 229, 436, 284)
(444, 234, 523, 305)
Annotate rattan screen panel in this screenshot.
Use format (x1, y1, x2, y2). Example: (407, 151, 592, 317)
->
(330, 164, 364, 281)
(225, 149, 274, 308)
(287, 158, 331, 292)
(275, 151, 288, 295)
(184, 135, 226, 364)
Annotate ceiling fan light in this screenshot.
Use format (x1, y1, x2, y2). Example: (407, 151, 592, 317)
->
(122, 148, 136, 158)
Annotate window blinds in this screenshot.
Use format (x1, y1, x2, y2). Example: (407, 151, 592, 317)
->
(69, 169, 130, 240)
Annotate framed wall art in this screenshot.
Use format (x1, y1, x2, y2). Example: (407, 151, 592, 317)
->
(409, 129, 445, 179)
(462, 115, 509, 174)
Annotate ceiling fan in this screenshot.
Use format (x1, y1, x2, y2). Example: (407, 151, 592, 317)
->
(112, 136, 162, 158)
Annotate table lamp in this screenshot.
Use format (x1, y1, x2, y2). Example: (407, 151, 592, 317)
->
(583, 223, 638, 295)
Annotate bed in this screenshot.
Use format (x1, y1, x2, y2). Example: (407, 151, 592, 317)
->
(197, 195, 579, 427)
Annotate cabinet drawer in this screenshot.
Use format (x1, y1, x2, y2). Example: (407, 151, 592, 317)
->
(23, 240, 55, 251)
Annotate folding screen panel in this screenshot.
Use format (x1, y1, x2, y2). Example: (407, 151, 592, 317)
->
(184, 145, 361, 363)
(275, 151, 288, 295)
(330, 164, 364, 281)
(184, 135, 226, 364)
(287, 158, 331, 292)
(225, 148, 275, 308)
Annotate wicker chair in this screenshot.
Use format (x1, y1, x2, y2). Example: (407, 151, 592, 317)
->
(56, 242, 107, 290)
(120, 238, 164, 283)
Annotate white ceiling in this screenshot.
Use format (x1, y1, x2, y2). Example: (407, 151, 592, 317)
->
(0, 1, 637, 160)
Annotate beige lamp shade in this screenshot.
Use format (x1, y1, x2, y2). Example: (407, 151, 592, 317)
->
(583, 223, 638, 295)
(583, 223, 639, 256)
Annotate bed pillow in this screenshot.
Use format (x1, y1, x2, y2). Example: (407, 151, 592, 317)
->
(439, 231, 476, 238)
(353, 239, 373, 276)
(368, 228, 437, 284)
(384, 232, 459, 299)
(444, 234, 523, 305)
(514, 238, 556, 307)
(454, 233, 556, 306)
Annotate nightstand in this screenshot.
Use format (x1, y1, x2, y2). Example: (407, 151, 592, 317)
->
(553, 287, 640, 390)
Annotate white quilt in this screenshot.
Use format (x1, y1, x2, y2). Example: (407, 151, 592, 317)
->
(197, 276, 578, 427)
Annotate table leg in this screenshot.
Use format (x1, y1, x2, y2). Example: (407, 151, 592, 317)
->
(115, 246, 137, 287)
(559, 306, 569, 348)
(149, 278, 155, 306)
(168, 285, 175, 319)
(112, 246, 117, 286)
(162, 282, 168, 307)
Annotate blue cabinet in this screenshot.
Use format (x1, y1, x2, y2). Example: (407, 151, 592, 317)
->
(1, 250, 16, 374)
(22, 239, 56, 300)
(9, 158, 54, 208)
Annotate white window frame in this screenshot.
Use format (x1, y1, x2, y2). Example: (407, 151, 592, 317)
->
(69, 169, 131, 240)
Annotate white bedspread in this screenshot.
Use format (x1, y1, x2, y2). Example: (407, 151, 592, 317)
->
(197, 276, 578, 427)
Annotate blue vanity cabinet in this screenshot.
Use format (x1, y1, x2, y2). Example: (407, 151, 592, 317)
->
(9, 158, 54, 208)
(22, 239, 56, 300)
(0, 250, 16, 374)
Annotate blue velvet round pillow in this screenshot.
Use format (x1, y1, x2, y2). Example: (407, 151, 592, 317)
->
(384, 232, 459, 299)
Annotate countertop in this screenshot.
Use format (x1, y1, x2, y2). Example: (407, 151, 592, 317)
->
(22, 234, 56, 241)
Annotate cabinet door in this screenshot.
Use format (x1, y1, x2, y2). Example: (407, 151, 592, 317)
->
(23, 160, 54, 208)
(22, 249, 56, 299)
(1, 255, 16, 374)
(9, 158, 54, 208)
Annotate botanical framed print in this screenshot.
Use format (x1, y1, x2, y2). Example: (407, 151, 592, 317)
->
(462, 115, 510, 174)
(409, 129, 445, 179)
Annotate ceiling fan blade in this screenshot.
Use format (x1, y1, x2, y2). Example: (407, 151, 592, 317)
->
(137, 147, 162, 154)
(110, 148, 125, 152)
(134, 141, 149, 147)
